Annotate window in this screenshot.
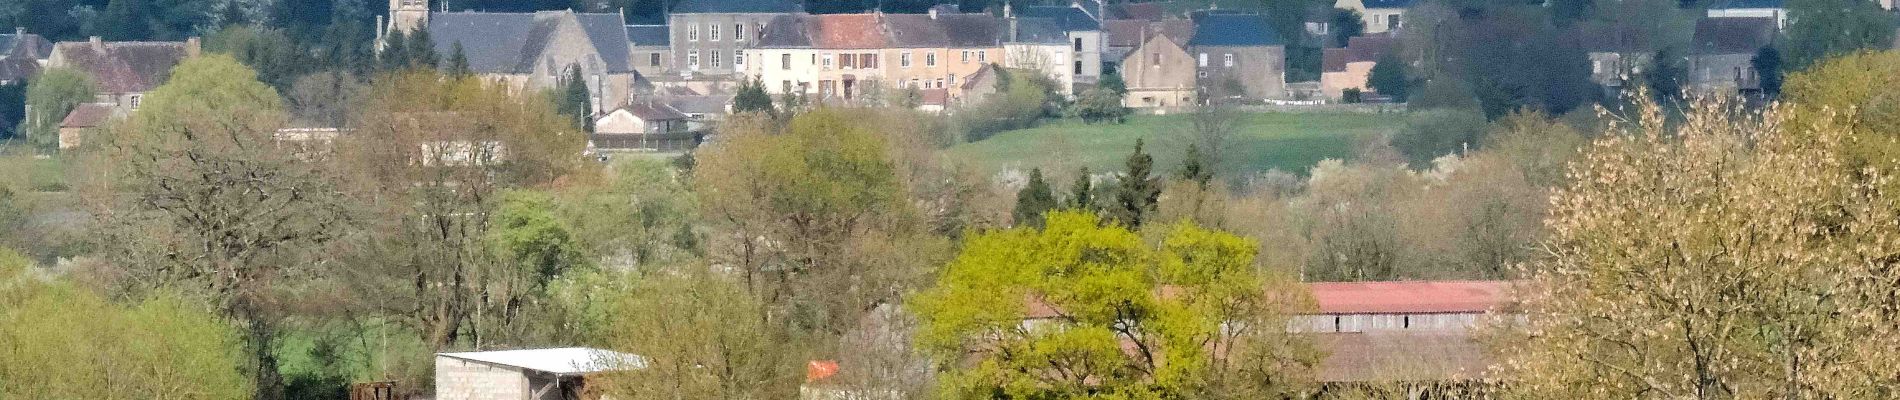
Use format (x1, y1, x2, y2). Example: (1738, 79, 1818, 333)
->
(1073, 37, 1083, 51)
(710, 24, 720, 41)
(977, 51, 986, 63)
(909, 78, 920, 88)
(734, 50, 744, 67)
(1223, 53, 1234, 67)
(823, 53, 833, 68)
(862, 53, 878, 68)
(1152, 52, 1160, 66)
(961, 50, 970, 63)
(689, 25, 699, 41)
(688, 50, 700, 68)
(756, 24, 765, 40)
(948, 74, 956, 85)
(782, 80, 792, 93)
(901, 52, 912, 67)
(1198, 53, 1207, 67)
(1388, 15, 1401, 30)
(710, 50, 722, 68)
(1073, 60, 1082, 75)
(842, 53, 856, 68)
(925, 52, 936, 67)
(129, 94, 141, 110)
(735, 23, 745, 41)
(650, 53, 662, 66)
(934, 78, 944, 88)
(1197, 70, 1207, 78)
(782, 53, 792, 70)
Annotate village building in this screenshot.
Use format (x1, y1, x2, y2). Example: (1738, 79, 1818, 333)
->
(45, 36, 197, 116)
(1335, 0, 1413, 34)
(1189, 12, 1288, 101)
(56, 103, 112, 149)
(1705, 0, 1786, 30)
(1004, 3, 1105, 96)
(434, 347, 643, 400)
(0, 28, 52, 85)
(627, 24, 672, 76)
(1113, 19, 1198, 107)
(387, 7, 641, 117)
(750, 13, 890, 102)
(668, 0, 802, 80)
(1579, 24, 1657, 98)
(1319, 35, 1396, 100)
(590, 101, 698, 152)
(882, 10, 1006, 102)
(1686, 17, 1777, 95)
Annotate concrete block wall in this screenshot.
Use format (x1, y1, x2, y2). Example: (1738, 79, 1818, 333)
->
(435, 356, 530, 400)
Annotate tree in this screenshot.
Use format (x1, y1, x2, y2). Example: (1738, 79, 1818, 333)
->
(1391, 108, 1488, 166)
(489, 190, 588, 294)
(1070, 87, 1128, 124)
(732, 77, 774, 114)
(556, 65, 593, 131)
(1367, 52, 1408, 101)
(1108, 139, 1161, 228)
(912, 211, 1318, 398)
(1069, 167, 1095, 212)
(1751, 46, 1783, 98)
(1496, 90, 1900, 398)
(17, 68, 94, 150)
(1183, 104, 1240, 181)
(286, 70, 363, 128)
(206, 25, 309, 91)
(0, 82, 24, 138)
(377, 29, 409, 71)
(1181, 144, 1213, 188)
(592, 267, 803, 399)
(90, 54, 345, 400)
(1330, 8, 1366, 47)
(1012, 167, 1058, 228)
(0, 250, 250, 399)
(407, 27, 439, 69)
(1099, 70, 1127, 96)
(1783, 0, 1895, 69)
(445, 42, 472, 77)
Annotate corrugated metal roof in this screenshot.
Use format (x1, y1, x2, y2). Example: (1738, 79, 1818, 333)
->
(437, 347, 645, 375)
(1306, 280, 1513, 315)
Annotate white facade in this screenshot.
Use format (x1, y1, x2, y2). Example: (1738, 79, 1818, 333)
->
(1335, 0, 1407, 33)
(1290, 312, 1486, 333)
(1707, 7, 1787, 30)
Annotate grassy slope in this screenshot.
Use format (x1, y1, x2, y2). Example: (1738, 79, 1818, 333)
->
(947, 112, 1406, 176)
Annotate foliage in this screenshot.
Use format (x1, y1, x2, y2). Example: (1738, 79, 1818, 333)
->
(445, 42, 472, 77)
(1108, 139, 1161, 228)
(956, 67, 1058, 141)
(1330, 8, 1366, 47)
(557, 66, 593, 131)
(1391, 108, 1488, 166)
(0, 82, 23, 138)
(1408, 77, 1481, 111)
(1496, 92, 1900, 398)
(1070, 87, 1129, 124)
(1783, 0, 1896, 69)
(1341, 87, 1363, 103)
(489, 190, 589, 292)
(285, 70, 363, 128)
(18, 68, 94, 150)
(1099, 70, 1127, 97)
(1367, 52, 1407, 101)
(1782, 51, 1900, 178)
(206, 25, 310, 92)
(1752, 46, 1783, 98)
(0, 252, 250, 399)
(592, 267, 803, 400)
(1400, 2, 1597, 118)
(551, 158, 701, 270)
(912, 211, 1318, 399)
(1070, 167, 1096, 212)
(733, 78, 775, 115)
(1012, 167, 1058, 228)
(947, 112, 1405, 176)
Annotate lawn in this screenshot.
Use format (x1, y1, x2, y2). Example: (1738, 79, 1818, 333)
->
(947, 112, 1407, 176)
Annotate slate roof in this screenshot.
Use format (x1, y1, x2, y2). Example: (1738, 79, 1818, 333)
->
(1108, 2, 1170, 21)
(59, 103, 113, 129)
(50, 41, 190, 94)
(1010, 18, 1072, 44)
(1106, 19, 1194, 48)
(1691, 17, 1776, 54)
(627, 24, 669, 47)
(666, 95, 732, 115)
(0, 33, 53, 60)
(1709, 0, 1783, 9)
(757, 14, 815, 48)
(1016, 5, 1101, 31)
(885, 13, 1005, 48)
(429, 11, 633, 74)
(620, 101, 688, 120)
(671, 0, 800, 14)
(1362, 0, 1417, 9)
(1188, 13, 1282, 47)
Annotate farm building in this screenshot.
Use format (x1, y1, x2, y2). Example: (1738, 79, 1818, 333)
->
(433, 347, 644, 400)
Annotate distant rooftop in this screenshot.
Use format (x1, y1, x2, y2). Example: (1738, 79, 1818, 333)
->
(1306, 280, 1515, 315)
(436, 347, 645, 376)
(671, 0, 800, 14)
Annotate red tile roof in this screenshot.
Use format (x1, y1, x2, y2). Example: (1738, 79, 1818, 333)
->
(59, 103, 113, 129)
(806, 360, 840, 383)
(51, 41, 191, 94)
(812, 14, 889, 49)
(1306, 280, 1514, 314)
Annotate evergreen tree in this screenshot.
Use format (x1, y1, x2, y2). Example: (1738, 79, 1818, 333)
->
(447, 42, 473, 77)
(1181, 143, 1213, 188)
(99, 0, 150, 40)
(1109, 139, 1161, 228)
(408, 28, 439, 69)
(1753, 46, 1783, 98)
(1069, 167, 1094, 212)
(1013, 168, 1058, 228)
(379, 29, 409, 71)
(1367, 52, 1408, 101)
(733, 78, 774, 114)
(558, 65, 594, 131)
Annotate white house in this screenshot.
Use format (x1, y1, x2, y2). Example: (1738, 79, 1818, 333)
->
(1335, 0, 1414, 34)
(1006, 4, 1104, 96)
(434, 347, 645, 400)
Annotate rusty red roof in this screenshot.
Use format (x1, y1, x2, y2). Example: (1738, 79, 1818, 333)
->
(813, 14, 890, 49)
(59, 103, 114, 129)
(806, 360, 839, 383)
(1307, 280, 1513, 315)
(51, 40, 191, 94)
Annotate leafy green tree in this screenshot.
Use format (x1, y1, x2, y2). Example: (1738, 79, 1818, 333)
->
(1109, 139, 1161, 228)
(490, 190, 588, 292)
(1367, 52, 1408, 101)
(1012, 168, 1058, 228)
(17, 68, 94, 150)
(1099, 70, 1127, 96)
(1784, 0, 1895, 69)
(733, 78, 774, 114)
(1391, 108, 1488, 166)
(0, 250, 250, 400)
(912, 211, 1317, 399)
(592, 267, 803, 399)
(445, 42, 473, 77)
(93, 54, 346, 400)
(1070, 87, 1128, 124)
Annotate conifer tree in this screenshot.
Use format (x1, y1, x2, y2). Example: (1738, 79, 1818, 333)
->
(1069, 167, 1094, 212)
(379, 30, 409, 71)
(408, 28, 439, 69)
(1110, 139, 1161, 228)
(1181, 143, 1213, 188)
(446, 42, 472, 77)
(558, 66, 594, 131)
(1013, 168, 1058, 228)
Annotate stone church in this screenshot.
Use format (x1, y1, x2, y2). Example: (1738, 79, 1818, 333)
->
(382, 0, 640, 116)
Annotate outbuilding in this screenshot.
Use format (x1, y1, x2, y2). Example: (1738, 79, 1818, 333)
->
(434, 347, 644, 400)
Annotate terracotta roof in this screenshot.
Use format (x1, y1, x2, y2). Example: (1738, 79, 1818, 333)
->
(813, 14, 889, 49)
(51, 41, 190, 94)
(1321, 35, 1396, 72)
(1691, 17, 1777, 55)
(1313, 332, 1491, 382)
(806, 360, 840, 383)
(59, 103, 113, 129)
(884, 13, 1005, 48)
(1306, 281, 1513, 314)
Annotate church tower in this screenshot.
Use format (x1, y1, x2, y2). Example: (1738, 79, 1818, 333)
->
(389, 0, 430, 34)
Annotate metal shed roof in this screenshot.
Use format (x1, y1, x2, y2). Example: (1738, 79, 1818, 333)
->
(437, 347, 646, 375)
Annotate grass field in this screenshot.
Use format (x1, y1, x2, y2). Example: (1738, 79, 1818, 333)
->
(947, 112, 1407, 176)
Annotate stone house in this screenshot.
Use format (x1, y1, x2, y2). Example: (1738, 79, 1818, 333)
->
(1335, 0, 1413, 34)
(749, 13, 891, 102)
(45, 36, 197, 116)
(1004, 4, 1105, 96)
(627, 24, 672, 76)
(1319, 35, 1396, 100)
(669, 0, 802, 79)
(591, 101, 694, 151)
(57, 103, 112, 149)
(434, 347, 643, 400)
(1686, 17, 1776, 94)
(1579, 24, 1658, 97)
(1189, 12, 1287, 101)
(401, 10, 640, 116)
(0, 28, 53, 85)
(881, 11, 1005, 101)
(1114, 19, 1198, 107)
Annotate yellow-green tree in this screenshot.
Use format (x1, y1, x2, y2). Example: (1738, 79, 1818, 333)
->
(1781, 51, 1900, 178)
(1496, 93, 1900, 397)
(911, 211, 1315, 399)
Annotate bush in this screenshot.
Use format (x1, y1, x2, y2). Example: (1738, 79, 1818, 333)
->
(1069, 88, 1128, 124)
(1390, 109, 1488, 167)
(1409, 78, 1482, 112)
(1342, 88, 1364, 104)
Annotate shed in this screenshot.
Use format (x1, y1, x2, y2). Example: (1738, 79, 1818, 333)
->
(57, 103, 114, 150)
(434, 347, 644, 400)
(1291, 280, 1516, 333)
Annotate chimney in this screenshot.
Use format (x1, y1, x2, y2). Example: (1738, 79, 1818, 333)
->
(185, 37, 201, 57)
(929, 6, 938, 19)
(1004, 1, 1012, 19)
(88, 36, 103, 52)
(13, 27, 23, 36)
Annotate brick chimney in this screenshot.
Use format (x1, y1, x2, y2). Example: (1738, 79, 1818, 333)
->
(185, 37, 201, 57)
